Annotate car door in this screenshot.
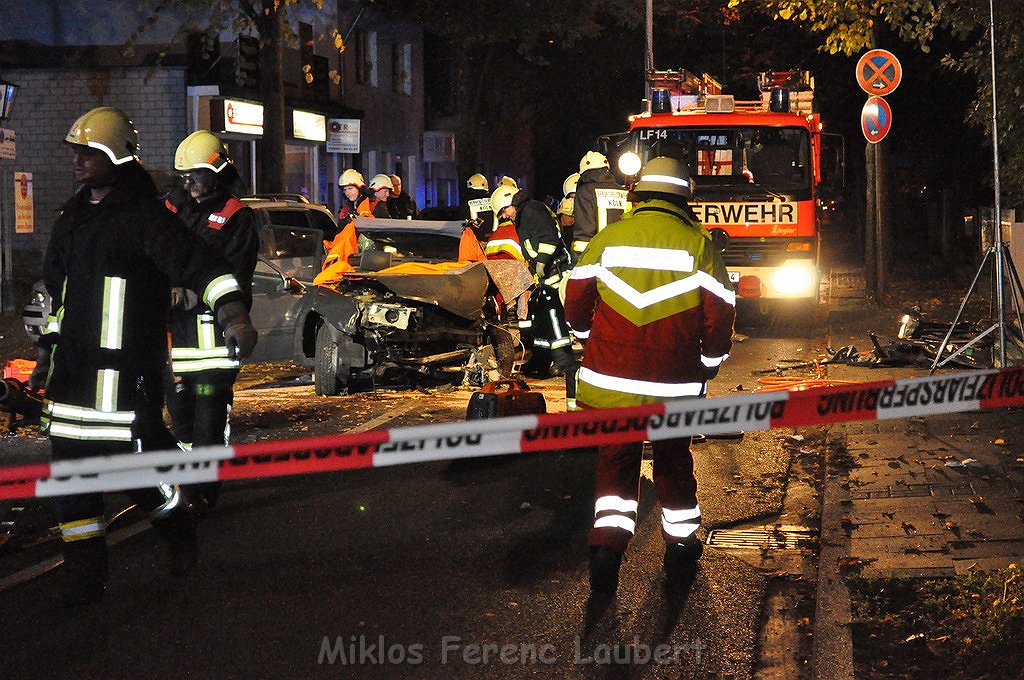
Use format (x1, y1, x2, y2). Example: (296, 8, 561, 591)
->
(247, 208, 328, 363)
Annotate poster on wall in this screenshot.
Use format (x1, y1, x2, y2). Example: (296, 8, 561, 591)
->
(14, 171, 33, 234)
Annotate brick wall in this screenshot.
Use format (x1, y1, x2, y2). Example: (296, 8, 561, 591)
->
(2, 66, 186, 286)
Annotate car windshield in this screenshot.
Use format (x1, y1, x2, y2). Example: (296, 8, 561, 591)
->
(353, 218, 464, 263)
(630, 125, 811, 199)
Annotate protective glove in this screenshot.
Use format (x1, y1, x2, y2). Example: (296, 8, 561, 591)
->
(29, 346, 52, 391)
(216, 300, 258, 360)
(533, 261, 547, 281)
(170, 287, 198, 311)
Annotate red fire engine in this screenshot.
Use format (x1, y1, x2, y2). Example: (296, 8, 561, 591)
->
(601, 69, 843, 311)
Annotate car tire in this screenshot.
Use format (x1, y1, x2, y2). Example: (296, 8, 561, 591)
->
(314, 324, 342, 396)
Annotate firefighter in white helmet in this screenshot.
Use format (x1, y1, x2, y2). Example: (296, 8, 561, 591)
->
(487, 184, 578, 392)
(337, 168, 367, 227)
(165, 130, 260, 511)
(565, 156, 734, 600)
(562, 172, 580, 199)
(572, 150, 628, 255)
(361, 174, 394, 218)
(33, 107, 257, 606)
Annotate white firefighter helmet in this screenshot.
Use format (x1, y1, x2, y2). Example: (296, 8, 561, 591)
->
(64, 106, 140, 165)
(466, 173, 489, 192)
(490, 184, 518, 215)
(633, 156, 693, 199)
(562, 172, 580, 197)
(499, 175, 519, 189)
(579, 150, 609, 172)
(369, 173, 394, 192)
(338, 169, 366, 188)
(557, 196, 574, 217)
(174, 130, 230, 173)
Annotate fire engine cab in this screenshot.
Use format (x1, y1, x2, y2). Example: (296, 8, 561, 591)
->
(600, 69, 843, 311)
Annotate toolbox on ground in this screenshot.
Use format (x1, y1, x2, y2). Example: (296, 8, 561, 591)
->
(466, 379, 546, 420)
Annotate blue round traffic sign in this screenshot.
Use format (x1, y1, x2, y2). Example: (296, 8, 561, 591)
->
(856, 49, 902, 96)
(861, 96, 892, 144)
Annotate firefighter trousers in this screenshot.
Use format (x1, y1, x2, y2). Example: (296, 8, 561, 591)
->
(165, 368, 238, 448)
(588, 436, 700, 554)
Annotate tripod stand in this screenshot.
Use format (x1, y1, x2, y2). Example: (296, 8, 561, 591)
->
(930, 0, 1024, 372)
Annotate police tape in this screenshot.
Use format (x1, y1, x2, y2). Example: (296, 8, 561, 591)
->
(2, 365, 1024, 500)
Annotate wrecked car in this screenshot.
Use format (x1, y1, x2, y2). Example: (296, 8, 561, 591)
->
(299, 217, 530, 395)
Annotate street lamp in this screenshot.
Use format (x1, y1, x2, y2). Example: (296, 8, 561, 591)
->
(0, 76, 18, 314)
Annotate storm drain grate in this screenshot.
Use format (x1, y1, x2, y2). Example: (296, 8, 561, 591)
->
(706, 526, 817, 551)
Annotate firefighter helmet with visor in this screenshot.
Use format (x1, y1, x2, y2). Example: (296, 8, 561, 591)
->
(339, 169, 366, 188)
(579, 150, 609, 172)
(369, 174, 394, 192)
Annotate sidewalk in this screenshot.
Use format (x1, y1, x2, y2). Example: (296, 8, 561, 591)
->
(811, 253, 1024, 678)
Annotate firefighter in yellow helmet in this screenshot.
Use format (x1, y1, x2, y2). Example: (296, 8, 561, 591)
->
(33, 108, 257, 606)
(165, 130, 260, 511)
(565, 156, 734, 599)
(464, 172, 494, 230)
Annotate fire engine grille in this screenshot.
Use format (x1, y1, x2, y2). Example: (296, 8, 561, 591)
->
(722, 239, 808, 268)
(705, 526, 817, 551)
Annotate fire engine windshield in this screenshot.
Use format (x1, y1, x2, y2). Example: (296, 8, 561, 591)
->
(628, 126, 811, 200)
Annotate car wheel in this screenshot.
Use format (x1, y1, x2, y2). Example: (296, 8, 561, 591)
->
(314, 324, 342, 396)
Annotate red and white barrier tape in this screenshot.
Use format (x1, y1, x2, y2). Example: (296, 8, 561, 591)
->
(2, 366, 1023, 499)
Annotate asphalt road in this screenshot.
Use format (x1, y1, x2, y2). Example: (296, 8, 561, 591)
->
(0, 317, 821, 679)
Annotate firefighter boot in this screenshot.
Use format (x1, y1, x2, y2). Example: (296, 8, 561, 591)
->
(59, 537, 108, 607)
(664, 536, 703, 590)
(153, 506, 199, 578)
(588, 546, 623, 597)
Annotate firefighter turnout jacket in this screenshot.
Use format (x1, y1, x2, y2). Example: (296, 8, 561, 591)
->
(40, 167, 246, 443)
(564, 199, 735, 409)
(511, 191, 570, 286)
(166, 191, 259, 374)
(571, 167, 628, 255)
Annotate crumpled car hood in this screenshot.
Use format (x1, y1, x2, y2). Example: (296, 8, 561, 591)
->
(363, 262, 491, 319)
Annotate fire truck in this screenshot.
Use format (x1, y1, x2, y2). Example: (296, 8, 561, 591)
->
(600, 69, 843, 312)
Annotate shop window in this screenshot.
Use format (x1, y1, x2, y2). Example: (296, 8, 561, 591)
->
(392, 42, 412, 95)
(355, 30, 378, 86)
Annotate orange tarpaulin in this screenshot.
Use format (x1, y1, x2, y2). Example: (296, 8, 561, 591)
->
(314, 226, 484, 285)
(313, 223, 358, 285)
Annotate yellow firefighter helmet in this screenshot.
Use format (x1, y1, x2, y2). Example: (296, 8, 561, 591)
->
(64, 107, 140, 165)
(174, 130, 230, 172)
(466, 173, 489, 191)
(562, 172, 580, 197)
(579, 150, 609, 172)
(338, 169, 366, 188)
(490, 184, 518, 215)
(633, 156, 693, 199)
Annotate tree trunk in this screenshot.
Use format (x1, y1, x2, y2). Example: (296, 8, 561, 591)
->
(257, 0, 286, 193)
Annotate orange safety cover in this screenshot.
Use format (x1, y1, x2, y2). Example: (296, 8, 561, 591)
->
(314, 223, 358, 284)
(458, 227, 486, 262)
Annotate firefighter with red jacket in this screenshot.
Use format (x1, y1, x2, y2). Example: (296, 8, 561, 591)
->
(29, 107, 257, 607)
(564, 156, 735, 597)
(166, 130, 260, 509)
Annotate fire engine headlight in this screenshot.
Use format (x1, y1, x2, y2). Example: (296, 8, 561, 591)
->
(618, 152, 642, 177)
(770, 260, 818, 298)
